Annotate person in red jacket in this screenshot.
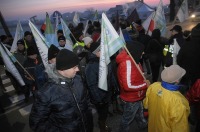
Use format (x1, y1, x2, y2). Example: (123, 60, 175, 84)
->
(186, 79, 200, 132)
(116, 40, 150, 132)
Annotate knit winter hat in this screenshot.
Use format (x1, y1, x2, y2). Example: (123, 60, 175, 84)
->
(82, 37, 93, 46)
(89, 42, 100, 54)
(161, 65, 186, 83)
(126, 41, 145, 64)
(58, 35, 66, 42)
(48, 44, 60, 60)
(17, 39, 25, 46)
(27, 46, 37, 56)
(191, 23, 200, 38)
(24, 31, 32, 37)
(56, 49, 79, 70)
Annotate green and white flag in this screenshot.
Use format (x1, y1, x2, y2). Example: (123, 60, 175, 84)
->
(98, 13, 124, 91)
(177, 0, 189, 22)
(60, 18, 73, 45)
(29, 20, 49, 69)
(45, 13, 59, 47)
(10, 20, 24, 53)
(0, 43, 25, 86)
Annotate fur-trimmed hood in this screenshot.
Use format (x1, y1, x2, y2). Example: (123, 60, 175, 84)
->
(45, 64, 72, 84)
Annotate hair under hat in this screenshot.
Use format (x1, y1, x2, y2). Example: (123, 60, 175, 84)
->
(161, 65, 186, 83)
(48, 44, 60, 60)
(56, 49, 79, 70)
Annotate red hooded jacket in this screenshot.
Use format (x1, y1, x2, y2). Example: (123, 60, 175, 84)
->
(116, 50, 147, 102)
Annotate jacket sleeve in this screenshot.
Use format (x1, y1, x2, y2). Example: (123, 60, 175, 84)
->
(186, 79, 200, 105)
(118, 60, 147, 92)
(29, 91, 51, 131)
(169, 98, 190, 132)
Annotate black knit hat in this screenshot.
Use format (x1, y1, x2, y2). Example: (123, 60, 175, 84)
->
(57, 29, 63, 34)
(191, 23, 200, 38)
(17, 39, 25, 46)
(58, 35, 66, 42)
(126, 41, 144, 64)
(27, 46, 37, 56)
(24, 31, 32, 37)
(89, 42, 100, 54)
(56, 49, 79, 70)
(48, 44, 60, 60)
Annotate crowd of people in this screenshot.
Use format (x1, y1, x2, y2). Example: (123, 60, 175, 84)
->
(0, 18, 200, 132)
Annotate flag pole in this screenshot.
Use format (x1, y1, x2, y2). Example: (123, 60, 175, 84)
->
(1, 43, 35, 81)
(123, 45, 146, 80)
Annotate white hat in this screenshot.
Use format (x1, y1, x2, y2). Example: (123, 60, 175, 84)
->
(161, 65, 186, 83)
(82, 37, 93, 46)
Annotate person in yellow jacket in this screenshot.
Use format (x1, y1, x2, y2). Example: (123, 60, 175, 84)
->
(143, 65, 190, 132)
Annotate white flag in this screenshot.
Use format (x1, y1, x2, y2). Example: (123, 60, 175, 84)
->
(73, 12, 80, 26)
(0, 43, 25, 86)
(83, 20, 89, 36)
(119, 28, 125, 44)
(29, 21, 49, 69)
(10, 21, 24, 53)
(173, 39, 180, 65)
(145, 0, 166, 36)
(142, 11, 155, 35)
(60, 18, 73, 46)
(177, 0, 189, 22)
(98, 13, 124, 91)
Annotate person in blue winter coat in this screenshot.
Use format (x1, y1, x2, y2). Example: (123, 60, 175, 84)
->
(29, 49, 93, 132)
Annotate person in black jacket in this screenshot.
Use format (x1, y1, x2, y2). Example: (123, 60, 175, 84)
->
(177, 23, 200, 92)
(146, 29, 163, 83)
(29, 49, 93, 132)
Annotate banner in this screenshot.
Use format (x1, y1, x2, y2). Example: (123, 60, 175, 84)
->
(73, 12, 80, 26)
(10, 21, 24, 53)
(145, 0, 166, 36)
(0, 43, 25, 86)
(177, 0, 189, 22)
(60, 18, 73, 46)
(45, 13, 59, 47)
(98, 13, 124, 91)
(29, 20, 49, 69)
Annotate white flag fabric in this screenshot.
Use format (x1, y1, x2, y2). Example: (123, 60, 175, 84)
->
(10, 21, 24, 53)
(98, 13, 124, 91)
(142, 11, 155, 34)
(29, 21, 49, 69)
(83, 20, 89, 36)
(0, 43, 25, 86)
(144, 0, 166, 36)
(177, 0, 189, 22)
(60, 18, 73, 47)
(172, 39, 180, 65)
(73, 12, 80, 26)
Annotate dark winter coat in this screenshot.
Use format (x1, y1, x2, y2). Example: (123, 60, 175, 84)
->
(177, 38, 200, 84)
(29, 67, 93, 132)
